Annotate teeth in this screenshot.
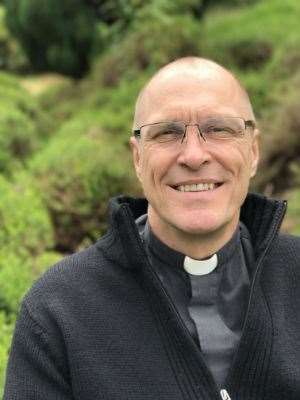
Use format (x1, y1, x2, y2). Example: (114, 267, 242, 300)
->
(177, 183, 216, 192)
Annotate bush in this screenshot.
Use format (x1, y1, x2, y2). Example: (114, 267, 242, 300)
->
(0, 72, 52, 175)
(94, 12, 202, 87)
(201, 0, 300, 114)
(0, 252, 33, 314)
(227, 39, 272, 70)
(203, 0, 300, 59)
(36, 75, 78, 124)
(0, 173, 54, 257)
(283, 189, 300, 236)
(0, 312, 13, 398)
(253, 88, 300, 194)
(0, 249, 62, 315)
(4, 0, 97, 77)
(0, 5, 28, 72)
(29, 116, 136, 252)
(0, 172, 56, 315)
(84, 76, 147, 139)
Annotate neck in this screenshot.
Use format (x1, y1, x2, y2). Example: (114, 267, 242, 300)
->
(148, 208, 239, 260)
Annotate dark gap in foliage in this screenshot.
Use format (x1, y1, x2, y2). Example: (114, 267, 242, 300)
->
(229, 40, 273, 70)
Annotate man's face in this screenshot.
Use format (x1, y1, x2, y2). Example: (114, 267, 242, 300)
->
(130, 72, 259, 241)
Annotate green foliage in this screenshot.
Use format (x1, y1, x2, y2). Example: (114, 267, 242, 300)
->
(4, 0, 97, 77)
(0, 72, 52, 175)
(201, 0, 300, 115)
(0, 252, 33, 314)
(85, 76, 147, 138)
(203, 0, 300, 53)
(0, 312, 13, 398)
(0, 250, 62, 315)
(252, 85, 300, 194)
(286, 189, 300, 236)
(87, 0, 144, 25)
(0, 173, 54, 257)
(37, 76, 78, 124)
(93, 12, 201, 88)
(0, 5, 28, 72)
(29, 115, 136, 251)
(33, 251, 63, 273)
(0, 173, 54, 315)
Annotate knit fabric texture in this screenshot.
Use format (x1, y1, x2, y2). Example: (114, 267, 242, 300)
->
(4, 193, 300, 400)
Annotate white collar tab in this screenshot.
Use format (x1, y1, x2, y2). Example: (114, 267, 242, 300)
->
(183, 253, 218, 275)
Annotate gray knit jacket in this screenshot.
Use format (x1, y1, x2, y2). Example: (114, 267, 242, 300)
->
(4, 193, 300, 400)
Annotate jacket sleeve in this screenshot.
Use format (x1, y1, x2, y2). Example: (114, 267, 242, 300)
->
(3, 301, 74, 400)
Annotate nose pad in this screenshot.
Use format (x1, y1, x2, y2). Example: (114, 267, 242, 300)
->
(180, 124, 206, 144)
(177, 124, 210, 169)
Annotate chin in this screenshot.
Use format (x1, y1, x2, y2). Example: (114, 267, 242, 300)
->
(171, 212, 228, 236)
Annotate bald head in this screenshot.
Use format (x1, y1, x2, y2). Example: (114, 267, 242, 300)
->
(133, 57, 255, 129)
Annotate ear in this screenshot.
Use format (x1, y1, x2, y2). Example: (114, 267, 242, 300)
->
(129, 136, 142, 183)
(250, 128, 260, 178)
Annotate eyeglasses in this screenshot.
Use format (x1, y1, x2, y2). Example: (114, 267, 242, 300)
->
(133, 116, 255, 148)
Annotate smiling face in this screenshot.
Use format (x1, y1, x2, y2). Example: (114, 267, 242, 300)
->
(130, 58, 259, 256)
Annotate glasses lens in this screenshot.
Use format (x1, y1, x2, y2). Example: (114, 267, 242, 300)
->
(142, 122, 185, 144)
(201, 117, 245, 140)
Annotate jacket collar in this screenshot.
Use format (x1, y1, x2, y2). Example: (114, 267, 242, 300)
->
(104, 193, 287, 269)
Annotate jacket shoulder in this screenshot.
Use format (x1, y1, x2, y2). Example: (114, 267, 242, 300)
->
(22, 233, 122, 324)
(276, 232, 300, 251)
(268, 232, 300, 268)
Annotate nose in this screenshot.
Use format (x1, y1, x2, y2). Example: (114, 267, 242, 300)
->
(177, 125, 211, 170)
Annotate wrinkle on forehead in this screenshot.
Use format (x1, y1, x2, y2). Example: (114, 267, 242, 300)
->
(133, 57, 254, 128)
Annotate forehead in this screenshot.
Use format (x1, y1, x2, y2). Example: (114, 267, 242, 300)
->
(135, 72, 253, 126)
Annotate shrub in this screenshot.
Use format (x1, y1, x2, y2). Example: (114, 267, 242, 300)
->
(84, 76, 147, 139)
(227, 39, 272, 70)
(0, 252, 33, 314)
(94, 12, 202, 87)
(33, 251, 63, 274)
(284, 189, 300, 236)
(0, 173, 56, 315)
(0, 249, 61, 315)
(253, 89, 300, 194)
(0, 72, 52, 175)
(0, 5, 28, 72)
(29, 117, 136, 252)
(0, 173, 54, 257)
(36, 76, 78, 124)
(4, 0, 97, 77)
(0, 312, 13, 398)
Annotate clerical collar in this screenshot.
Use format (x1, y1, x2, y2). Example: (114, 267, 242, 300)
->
(184, 253, 218, 275)
(135, 214, 241, 276)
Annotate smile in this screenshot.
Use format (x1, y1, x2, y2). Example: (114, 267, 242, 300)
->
(174, 182, 222, 192)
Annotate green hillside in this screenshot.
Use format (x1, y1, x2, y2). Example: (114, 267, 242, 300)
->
(1, 0, 300, 394)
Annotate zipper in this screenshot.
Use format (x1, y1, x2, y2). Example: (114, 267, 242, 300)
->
(126, 199, 287, 400)
(223, 200, 287, 392)
(220, 389, 231, 400)
(140, 243, 221, 398)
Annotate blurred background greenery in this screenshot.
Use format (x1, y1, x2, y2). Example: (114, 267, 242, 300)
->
(0, 0, 300, 393)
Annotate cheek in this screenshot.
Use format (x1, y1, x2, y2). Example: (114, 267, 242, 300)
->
(140, 147, 173, 186)
(219, 143, 254, 178)
(239, 146, 255, 178)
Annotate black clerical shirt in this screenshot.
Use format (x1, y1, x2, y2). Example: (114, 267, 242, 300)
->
(136, 215, 254, 388)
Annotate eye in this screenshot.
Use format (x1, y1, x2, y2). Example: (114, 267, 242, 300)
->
(155, 130, 182, 142)
(204, 125, 240, 139)
(149, 123, 184, 142)
(206, 126, 234, 134)
(200, 117, 246, 140)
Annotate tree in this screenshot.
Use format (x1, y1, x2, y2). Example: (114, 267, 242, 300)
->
(4, 0, 96, 77)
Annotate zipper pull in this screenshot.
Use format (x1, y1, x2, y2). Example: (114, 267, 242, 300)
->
(220, 389, 231, 400)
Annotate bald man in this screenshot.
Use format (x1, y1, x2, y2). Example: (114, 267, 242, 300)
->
(4, 58, 300, 400)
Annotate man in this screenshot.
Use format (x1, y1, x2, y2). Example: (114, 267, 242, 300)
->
(4, 57, 300, 400)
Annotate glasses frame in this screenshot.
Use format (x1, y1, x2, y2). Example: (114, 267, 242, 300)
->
(133, 117, 256, 142)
